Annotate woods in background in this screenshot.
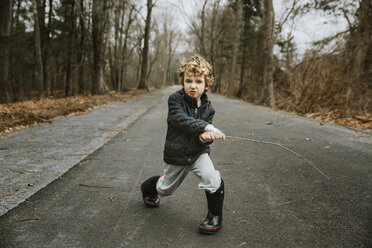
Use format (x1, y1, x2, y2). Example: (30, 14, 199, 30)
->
(0, 0, 180, 102)
(187, 0, 371, 115)
(0, 0, 371, 117)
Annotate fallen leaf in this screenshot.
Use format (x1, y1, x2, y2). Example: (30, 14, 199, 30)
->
(267, 122, 273, 125)
(110, 194, 118, 201)
(80, 160, 89, 165)
(324, 146, 331, 149)
(226, 188, 237, 194)
(28, 183, 34, 187)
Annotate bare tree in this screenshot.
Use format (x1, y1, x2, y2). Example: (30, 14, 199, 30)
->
(92, 0, 109, 94)
(44, 0, 53, 96)
(188, 0, 208, 57)
(65, 0, 75, 97)
(31, 0, 44, 98)
(261, 0, 275, 106)
(77, 0, 86, 95)
(165, 29, 180, 85)
(0, 0, 13, 103)
(208, 0, 222, 67)
(138, 0, 156, 90)
(119, 3, 136, 90)
(236, 0, 254, 98)
(228, 0, 242, 96)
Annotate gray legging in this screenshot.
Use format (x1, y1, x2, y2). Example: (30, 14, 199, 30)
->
(156, 153, 221, 197)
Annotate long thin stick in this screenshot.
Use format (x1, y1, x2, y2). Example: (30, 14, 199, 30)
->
(225, 135, 330, 180)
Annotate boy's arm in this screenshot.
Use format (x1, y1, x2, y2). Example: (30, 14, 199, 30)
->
(167, 93, 209, 135)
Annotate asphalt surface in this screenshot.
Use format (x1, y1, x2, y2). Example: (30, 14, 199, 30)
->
(0, 88, 169, 216)
(1, 86, 371, 247)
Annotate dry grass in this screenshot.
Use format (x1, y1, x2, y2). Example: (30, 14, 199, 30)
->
(274, 42, 372, 130)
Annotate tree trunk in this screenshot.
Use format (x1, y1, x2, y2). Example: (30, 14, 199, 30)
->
(116, 2, 125, 91)
(228, 0, 242, 96)
(44, 0, 53, 96)
(31, 0, 44, 98)
(237, 20, 249, 98)
(38, 0, 50, 96)
(12, 0, 21, 33)
(120, 4, 135, 90)
(200, 0, 208, 57)
(165, 30, 177, 85)
(261, 0, 275, 106)
(138, 0, 153, 90)
(209, 0, 221, 72)
(351, 0, 372, 75)
(0, 0, 12, 103)
(92, 0, 108, 94)
(65, 0, 75, 97)
(77, 0, 85, 95)
(215, 40, 224, 93)
(162, 22, 168, 86)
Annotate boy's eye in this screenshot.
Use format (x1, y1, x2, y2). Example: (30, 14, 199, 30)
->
(196, 80, 202, 84)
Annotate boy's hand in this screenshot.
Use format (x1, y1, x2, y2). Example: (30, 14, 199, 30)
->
(200, 130, 225, 142)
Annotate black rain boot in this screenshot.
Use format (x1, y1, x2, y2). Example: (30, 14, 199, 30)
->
(199, 179, 224, 234)
(141, 175, 161, 208)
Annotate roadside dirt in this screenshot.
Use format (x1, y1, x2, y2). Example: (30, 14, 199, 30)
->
(302, 111, 372, 130)
(0, 89, 371, 136)
(0, 89, 149, 135)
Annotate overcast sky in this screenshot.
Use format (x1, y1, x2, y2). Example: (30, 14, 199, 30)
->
(153, 0, 350, 55)
(273, 0, 350, 54)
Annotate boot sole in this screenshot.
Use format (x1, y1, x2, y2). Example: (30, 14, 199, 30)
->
(143, 200, 160, 208)
(199, 224, 222, 234)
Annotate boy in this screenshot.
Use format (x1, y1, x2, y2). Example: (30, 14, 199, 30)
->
(141, 55, 225, 234)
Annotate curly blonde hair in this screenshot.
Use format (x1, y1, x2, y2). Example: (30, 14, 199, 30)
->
(178, 54, 214, 87)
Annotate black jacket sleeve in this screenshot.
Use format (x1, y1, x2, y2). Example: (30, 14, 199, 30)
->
(167, 93, 208, 135)
(205, 107, 215, 125)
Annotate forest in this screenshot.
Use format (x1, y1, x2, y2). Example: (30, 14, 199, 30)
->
(0, 0, 371, 129)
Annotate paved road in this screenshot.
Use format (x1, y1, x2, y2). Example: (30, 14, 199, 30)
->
(1, 86, 371, 247)
(0, 88, 170, 216)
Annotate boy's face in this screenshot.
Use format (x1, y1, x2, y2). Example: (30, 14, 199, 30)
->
(183, 73, 208, 101)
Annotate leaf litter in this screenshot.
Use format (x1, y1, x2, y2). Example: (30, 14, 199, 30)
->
(0, 89, 149, 135)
